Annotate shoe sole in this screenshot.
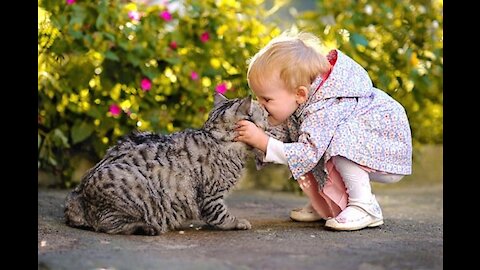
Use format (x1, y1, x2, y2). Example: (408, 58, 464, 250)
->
(325, 219, 384, 231)
(290, 211, 323, 222)
(367, 220, 384, 227)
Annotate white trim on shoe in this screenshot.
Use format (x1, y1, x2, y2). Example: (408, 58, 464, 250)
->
(325, 195, 383, 231)
(290, 205, 323, 222)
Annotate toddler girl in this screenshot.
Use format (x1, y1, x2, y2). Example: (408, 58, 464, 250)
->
(235, 31, 412, 231)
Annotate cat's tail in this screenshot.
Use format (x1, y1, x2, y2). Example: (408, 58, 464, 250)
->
(64, 189, 89, 228)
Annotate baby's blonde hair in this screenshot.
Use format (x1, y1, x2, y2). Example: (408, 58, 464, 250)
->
(247, 31, 331, 92)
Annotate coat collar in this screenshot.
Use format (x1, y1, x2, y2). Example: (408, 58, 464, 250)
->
(293, 49, 373, 120)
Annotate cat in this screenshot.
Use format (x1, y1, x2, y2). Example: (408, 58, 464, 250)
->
(64, 93, 268, 235)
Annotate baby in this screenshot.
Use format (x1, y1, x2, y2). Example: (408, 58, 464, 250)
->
(235, 31, 412, 231)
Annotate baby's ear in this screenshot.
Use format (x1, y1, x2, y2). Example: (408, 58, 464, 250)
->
(214, 92, 228, 107)
(295, 86, 309, 104)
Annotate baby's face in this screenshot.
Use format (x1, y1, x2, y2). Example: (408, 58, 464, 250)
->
(250, 74, 299, 126)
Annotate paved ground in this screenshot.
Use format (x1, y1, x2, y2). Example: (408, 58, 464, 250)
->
(38, 184, 442, 270)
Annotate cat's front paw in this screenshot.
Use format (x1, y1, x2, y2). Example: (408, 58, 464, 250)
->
(236, 218, 252, 230)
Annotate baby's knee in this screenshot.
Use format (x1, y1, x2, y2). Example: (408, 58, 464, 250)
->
(371, 174, 403, 184)
(331, 156, 352, 169)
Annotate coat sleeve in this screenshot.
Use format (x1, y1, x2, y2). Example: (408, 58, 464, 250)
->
(284, 98, 356, 180)
(253, 121, 292, 170)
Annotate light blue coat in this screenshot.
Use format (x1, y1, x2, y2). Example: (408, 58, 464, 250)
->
(262, 49, 412, 188)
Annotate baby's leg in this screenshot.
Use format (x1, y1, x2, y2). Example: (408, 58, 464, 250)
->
(298, 174, 340, 219)
(331, 156, 373, 204)
(325, 156, 383, 230)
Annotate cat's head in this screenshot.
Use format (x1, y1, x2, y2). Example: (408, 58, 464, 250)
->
(203, 93, 268, 142)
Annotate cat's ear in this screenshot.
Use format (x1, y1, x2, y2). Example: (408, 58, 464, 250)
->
(214, 92, 228, 107)
(238, 95, 252, 115)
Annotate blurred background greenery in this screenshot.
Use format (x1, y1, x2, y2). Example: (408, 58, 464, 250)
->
(38, 0, 443, 190)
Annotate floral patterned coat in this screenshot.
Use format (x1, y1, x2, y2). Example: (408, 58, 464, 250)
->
(262, 49, 412, 188)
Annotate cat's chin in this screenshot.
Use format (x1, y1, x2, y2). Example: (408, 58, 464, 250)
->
(245, 144, 255, 150)
(232, 139, 249, 147)
(228, 140, 251, 152)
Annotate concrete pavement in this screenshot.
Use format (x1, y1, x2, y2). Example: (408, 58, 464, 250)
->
(38, 183, 442, 270)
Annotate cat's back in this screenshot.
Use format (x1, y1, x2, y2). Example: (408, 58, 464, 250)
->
(108, 131, 172, 154)
(108, 130, 210, 155)
(83, 130, 211, 187)
(94, 131, 172, 166)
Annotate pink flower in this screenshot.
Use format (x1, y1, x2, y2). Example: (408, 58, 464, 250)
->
(160, 11, 172, 21)
(200, 32, 210, 43)
(169, 41, 178, 50)
(66, 0, 76, 4)
(109, 104, 121, 116)
(215, 82, 227, 94)
(128, 11, 140, 21)
(190, 71, 199, 80)
(141, 78, 152, 91)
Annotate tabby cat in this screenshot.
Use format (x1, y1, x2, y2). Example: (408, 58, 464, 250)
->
(64, 93, 267, 235)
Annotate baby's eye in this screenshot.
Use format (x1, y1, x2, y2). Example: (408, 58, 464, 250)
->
(264, 98, 271, 102)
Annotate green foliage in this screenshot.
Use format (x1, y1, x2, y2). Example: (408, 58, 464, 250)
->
(38, 0, 281, 186)
(295, 0, 443, 145)
(38, 0, 443, 188)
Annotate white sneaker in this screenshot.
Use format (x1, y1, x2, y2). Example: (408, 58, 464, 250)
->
(325, 195, 383, 231)
(290, 203, 323, 222)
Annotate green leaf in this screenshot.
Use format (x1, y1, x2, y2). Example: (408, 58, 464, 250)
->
(48, 156, 58, 166)
(99, 118, 115, 132)
(98, 0, 109, 13)
(53, 129, 70, 148)
(86, 106, 102, 118)
(118, 41, 130, 50)
(165, 57, 181, 64)
(71, 5, 87, 25)
(68, 29, 83, 39)
(71, 121, 94, 144)
(83, 34, 93, 46)
(350, 33, 368, 47)
(96, 14, 105, 29)
(105, 51, 120, 61)
(56, 14, 68, 26)
(126, 53, 142, 66)
(140, 65, 160, 79)
(141, 69, 158, 80)
(103, 32, 116, 41)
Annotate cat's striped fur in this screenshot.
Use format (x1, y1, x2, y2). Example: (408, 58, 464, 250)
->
(64, 94, 267, 235)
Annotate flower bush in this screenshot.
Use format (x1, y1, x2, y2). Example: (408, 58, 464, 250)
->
(38, 0, 281, 186)
(38, 0, 443, 188)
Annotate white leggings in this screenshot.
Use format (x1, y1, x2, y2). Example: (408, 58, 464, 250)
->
(331, 156, 404, 203)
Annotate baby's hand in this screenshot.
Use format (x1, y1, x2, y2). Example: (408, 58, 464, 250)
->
(234, 120, 269, 152)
